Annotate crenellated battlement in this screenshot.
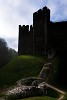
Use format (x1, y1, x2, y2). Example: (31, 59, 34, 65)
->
(43, 6, 50, 11)
(19, 25, 33, 34)
(33, 6, 50, 18)
(33, 6, 50, 25)
(19, 25, 29, 34)
(33, 6, 48, 15)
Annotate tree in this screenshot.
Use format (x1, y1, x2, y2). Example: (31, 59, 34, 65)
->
(8, 48, 17, 61)
(0, 38, 8, 68)
(0, 38, 17, 68)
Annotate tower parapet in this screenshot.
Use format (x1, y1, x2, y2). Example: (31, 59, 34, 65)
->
(19, 25, 29, 34)
(18, 25, 33, 55)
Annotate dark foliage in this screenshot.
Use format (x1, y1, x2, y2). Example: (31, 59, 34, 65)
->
(0, 38, 17, 68)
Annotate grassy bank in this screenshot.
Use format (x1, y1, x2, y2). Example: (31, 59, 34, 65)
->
(0, 55, 47, 87)
(17, 96, 56, 100)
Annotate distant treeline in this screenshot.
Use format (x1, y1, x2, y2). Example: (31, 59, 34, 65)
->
(0, 38, 17, 68)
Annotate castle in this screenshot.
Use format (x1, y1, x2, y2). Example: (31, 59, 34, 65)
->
(18, 6, 67, 56)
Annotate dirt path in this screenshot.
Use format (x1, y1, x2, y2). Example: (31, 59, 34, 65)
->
(0, 60, 65, 100)
(45, 83, 65, 100)
(45, 83, 65, 94)
(58, 95, 64, 100)
(39, 62, 65, 100)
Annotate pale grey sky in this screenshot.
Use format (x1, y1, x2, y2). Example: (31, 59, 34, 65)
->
(0, 0, 67, 51)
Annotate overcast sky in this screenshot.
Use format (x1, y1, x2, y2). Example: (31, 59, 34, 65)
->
(0, 0, 67, 51)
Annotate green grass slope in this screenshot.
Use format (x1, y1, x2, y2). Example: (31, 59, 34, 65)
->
(0, 55, 47, 87)
(18, 96, 56, 100)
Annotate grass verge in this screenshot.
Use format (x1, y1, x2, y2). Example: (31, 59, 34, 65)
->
(17, 96, 57, 100)
(0, 55, 47, 88)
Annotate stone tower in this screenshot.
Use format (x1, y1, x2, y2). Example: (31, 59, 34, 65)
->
(33, 6, 50, 55)
(18, 6, 50, 55)
(18, 25, 33, 55)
